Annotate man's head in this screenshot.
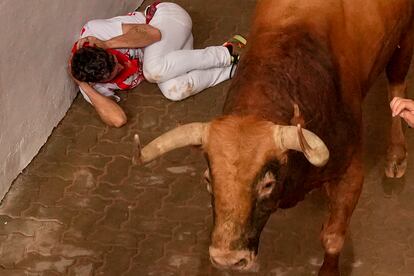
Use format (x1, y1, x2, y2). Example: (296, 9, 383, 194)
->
(71, 47, 119, 83)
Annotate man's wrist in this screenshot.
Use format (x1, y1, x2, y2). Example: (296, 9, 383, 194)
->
(78, 81, 91, 89)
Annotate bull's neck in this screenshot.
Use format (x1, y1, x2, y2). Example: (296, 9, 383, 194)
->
(223, 26, 340, 131)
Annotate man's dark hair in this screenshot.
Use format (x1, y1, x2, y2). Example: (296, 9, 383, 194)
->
(71, 47, 116, 82)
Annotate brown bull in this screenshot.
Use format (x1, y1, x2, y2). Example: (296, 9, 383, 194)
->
(134, 0, 414, 274)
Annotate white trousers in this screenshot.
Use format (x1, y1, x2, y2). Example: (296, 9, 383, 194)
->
(142, 2, 232, 101)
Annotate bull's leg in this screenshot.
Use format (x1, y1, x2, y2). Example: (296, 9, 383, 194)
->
(385, 30, 413, 178)
(319, 153, 363, 276)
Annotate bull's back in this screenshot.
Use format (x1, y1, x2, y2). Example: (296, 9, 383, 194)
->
(251, 0, 413, 90)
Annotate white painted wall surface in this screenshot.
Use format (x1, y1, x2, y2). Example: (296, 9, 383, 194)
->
(0, 0, 144, 199)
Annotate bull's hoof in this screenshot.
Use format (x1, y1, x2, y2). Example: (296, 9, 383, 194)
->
(319, 253, 340, 276)
(318, 265, 340, 276)
(385, 153, 407, 178)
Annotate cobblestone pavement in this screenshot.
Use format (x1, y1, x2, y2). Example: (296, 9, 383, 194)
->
(2, 0, 414, 275)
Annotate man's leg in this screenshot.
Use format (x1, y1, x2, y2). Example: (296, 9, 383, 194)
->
(158, 66, 232, 101)
(143, 3, 231, 83)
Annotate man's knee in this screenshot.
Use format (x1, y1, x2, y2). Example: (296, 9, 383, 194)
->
(143, 60, 167, 83)
(158, 81, 192, 102)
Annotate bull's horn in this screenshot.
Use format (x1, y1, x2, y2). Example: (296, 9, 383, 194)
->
(272, 124, 329, 167)
(134, 123, 209, 164)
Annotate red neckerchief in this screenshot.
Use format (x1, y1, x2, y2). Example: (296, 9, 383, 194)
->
(106, 49, 139, 90)
(146, 1, 161, 23)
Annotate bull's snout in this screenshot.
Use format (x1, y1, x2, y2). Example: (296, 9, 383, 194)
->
(209, 246, 258, 271)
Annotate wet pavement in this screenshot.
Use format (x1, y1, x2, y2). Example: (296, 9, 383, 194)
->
(1, 0, 414, 275)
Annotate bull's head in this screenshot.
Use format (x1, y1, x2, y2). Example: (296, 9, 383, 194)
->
(134, 116, 329, 271)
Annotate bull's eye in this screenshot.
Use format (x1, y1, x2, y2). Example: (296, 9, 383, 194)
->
(203, 169, 212, 194)
(204, 169, 211, 183)
(260, 180, 275, 195)
(264, 181, 274, 190)
(257, 171, 276, 198)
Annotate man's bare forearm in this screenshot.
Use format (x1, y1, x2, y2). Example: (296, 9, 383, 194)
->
(105, 24, 161, 49)
(78, 83, 127, 127)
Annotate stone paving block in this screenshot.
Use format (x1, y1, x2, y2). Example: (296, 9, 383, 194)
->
(137, 107, 166, 131)
(36, 135, 72, 164)
(163, 101, 189, 123)
(165, 223, 205, 254)
(0, 233, 33, 268)
(67, 258, 100, 276)
(124, 167, 172, 190)
(139, 93, 170, 111)
(0, 217, 42, 237)
(64, 151, 112, 171)
(96, 247, 137, 276)
(129, 234, 170, 267)
(0, 235, 8, 246)
(53, 121, 84, 140)
(16, 252, 74, 274)
(124, 217, 179, 237)
(155, 254, 202, 274)
(65, 167, 103, 195)
(99, 156, 131, 184)
(400, 257, 414, 275)
(0, 176, 40, 216)
(42, 271, 62, 276)
(163, 176, 199, 205)
(100, 126, 132, 144)
(152, 115, 181, 133)
(66, 106, 103, 129)
(157, 203, 209, 224)
(133, 188, 169, 219)
(186, 186, 212, 209)
(0, 269, 30, 276)
(37, 177, 71, 207)
(57, 243, 105, 264)
(28, 162, 80, 181)
(28, 224, 101, 263)
(22, 204, 77, 227)
(92, 182, 144, 202)
(97, 200, 131, 229)
(63, 211, 103, 240)
(90, 141, 133, 158)
(57, 194, 111, 213)
(123, 265, 164, 276)
(161, 147, 194, 164)
(87, 226, 145, 248)
(190, 226, 211, 255)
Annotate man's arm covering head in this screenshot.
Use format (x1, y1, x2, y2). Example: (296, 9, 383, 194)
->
(71, 47, 115, 82)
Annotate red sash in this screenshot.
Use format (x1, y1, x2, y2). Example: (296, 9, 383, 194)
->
(146, 1, 161, 24)
(106, 49, 142, 90)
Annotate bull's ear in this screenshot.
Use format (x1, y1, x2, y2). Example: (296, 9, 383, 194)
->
(272, 124, 329, 167)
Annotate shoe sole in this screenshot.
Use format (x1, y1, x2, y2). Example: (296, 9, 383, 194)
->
(233, 35, 247, 46)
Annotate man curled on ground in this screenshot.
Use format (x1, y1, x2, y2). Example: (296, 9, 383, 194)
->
(69, 2, 246, 127)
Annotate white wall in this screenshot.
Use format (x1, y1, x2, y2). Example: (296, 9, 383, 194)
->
(0, 0, 143, 199)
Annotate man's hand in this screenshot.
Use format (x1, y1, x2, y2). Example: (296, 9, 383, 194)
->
(76, 36, 107, 50)
(390, 96, 414, 128)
